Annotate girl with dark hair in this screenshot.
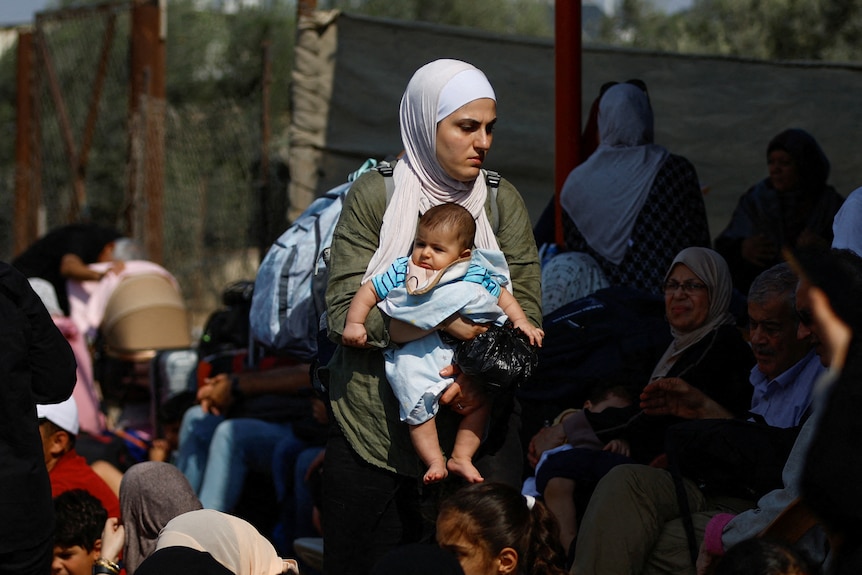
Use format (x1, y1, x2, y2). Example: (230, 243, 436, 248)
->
(436, 482, 567, 575)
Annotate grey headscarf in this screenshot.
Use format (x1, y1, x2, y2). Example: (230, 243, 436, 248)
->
(651, 247, 736, 379)
(561, 83, 669, 265)
(120, 461, 202, 574)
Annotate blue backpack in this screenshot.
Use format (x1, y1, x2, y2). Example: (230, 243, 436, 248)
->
(249, 159, 388, 359)
(249, 160, 501, 359)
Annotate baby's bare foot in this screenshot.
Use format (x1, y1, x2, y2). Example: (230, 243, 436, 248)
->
(424, 460, 448, 484)
(447, 457, 484, 483)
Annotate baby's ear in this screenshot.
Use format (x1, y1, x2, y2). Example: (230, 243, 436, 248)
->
(460, 248, 472, 258)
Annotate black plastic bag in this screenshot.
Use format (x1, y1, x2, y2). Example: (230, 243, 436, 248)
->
(454, 322, 538, 392)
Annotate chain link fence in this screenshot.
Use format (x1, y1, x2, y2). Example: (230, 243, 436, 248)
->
(4, 0, 295, 333)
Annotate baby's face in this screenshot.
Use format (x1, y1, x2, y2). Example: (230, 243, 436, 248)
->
(411, 226, 468, 271)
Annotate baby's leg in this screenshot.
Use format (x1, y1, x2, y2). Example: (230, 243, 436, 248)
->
(409, 418, 448, 485)
(447, 404, 490, 483)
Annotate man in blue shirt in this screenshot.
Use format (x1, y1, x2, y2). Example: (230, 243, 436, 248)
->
(747, 262, 824, 428)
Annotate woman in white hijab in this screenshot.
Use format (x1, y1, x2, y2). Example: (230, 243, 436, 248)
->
(322, 59, 542, 574)
(136, 509, 298, 575)
(543, 82, 710, 313)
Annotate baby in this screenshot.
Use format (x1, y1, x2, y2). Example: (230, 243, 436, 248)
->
(343, 203, 543, 484)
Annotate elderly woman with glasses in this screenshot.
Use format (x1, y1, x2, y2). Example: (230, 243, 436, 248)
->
(527, 247, 754, 562)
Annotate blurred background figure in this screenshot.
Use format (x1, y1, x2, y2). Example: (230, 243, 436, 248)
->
(0, 261, 76, 575)
(715, 128, 844, 294)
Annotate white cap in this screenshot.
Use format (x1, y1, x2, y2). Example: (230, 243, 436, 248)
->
(37, 396, 79, 435)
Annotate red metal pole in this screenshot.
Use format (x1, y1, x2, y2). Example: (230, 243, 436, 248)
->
(554, 0, 582, 246)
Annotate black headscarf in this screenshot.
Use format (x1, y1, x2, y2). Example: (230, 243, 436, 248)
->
(767, 128, 831, 193)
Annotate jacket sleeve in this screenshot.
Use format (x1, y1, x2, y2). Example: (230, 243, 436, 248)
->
(326, 171, 391, 347)
(494, 180, 543, 326)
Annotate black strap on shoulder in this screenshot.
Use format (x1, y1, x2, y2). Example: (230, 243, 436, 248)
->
(484, 169, 501, 233)
(377, 162, 501, 232)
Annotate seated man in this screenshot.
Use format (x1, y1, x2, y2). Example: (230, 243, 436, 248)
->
(37, 397, 120, 518)
(571, 262, 831, 575)
(746, 262, 823, 428)
(175, 362, 318, 514)
(52, 489, 108, 575)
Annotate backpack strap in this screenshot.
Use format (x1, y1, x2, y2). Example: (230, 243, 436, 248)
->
(377, 161, 500, 233)
(376, 161, 395, 204)
(484, 169, 501, 233)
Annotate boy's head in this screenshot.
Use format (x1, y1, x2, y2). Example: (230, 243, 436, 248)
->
(52, 489, 107, 575)
(584, 383, 635, 412)
(37, 397, 79, 471)
(412, 203, 476, 271)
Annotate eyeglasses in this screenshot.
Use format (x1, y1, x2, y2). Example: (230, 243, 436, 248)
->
(797, 307, 814, 327)
(663, 280, 708, 294)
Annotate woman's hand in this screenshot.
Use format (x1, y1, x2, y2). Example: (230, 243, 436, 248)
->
(527, 423, 566, 468)
(99, 518, 125, 564)
(439, 364, 486, 415)
(640, 378, 732, 420)
(198, 373, 233, 415)
(440, 313, 489, 341)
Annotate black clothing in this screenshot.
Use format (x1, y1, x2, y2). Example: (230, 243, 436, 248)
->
(12, 223, 122, 315)
(0, 261, 77, 557)
(628, 324, 756, 462)
(802, 338, 862, 551)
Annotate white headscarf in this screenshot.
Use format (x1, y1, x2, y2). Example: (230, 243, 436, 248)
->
(363, 59, 499, 282)
(832, 186, 862, 256)
(156, 510, 285, 575)
(560, 83, 669, 265)
(650, 247, 736, 379)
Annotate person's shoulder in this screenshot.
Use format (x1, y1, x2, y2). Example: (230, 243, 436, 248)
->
(348, 168, 388, 203)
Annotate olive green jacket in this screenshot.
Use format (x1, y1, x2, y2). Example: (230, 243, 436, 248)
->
(325, 168, 541, 476)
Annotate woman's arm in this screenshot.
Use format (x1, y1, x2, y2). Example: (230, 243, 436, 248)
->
(343, 281, 382, 347)
(494, 181, 543, 326)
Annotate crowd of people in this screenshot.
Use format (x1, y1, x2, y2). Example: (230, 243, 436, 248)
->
(2, 56, 861, 575)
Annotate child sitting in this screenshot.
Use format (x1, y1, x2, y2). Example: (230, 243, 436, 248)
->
(524, 383, 638, 563)
(52, 489, 109, 575)
(342, 203, 543, 484)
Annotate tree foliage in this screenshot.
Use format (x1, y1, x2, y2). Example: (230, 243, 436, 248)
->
(321, 0, 554, 37)
(598, 0, 862, 61)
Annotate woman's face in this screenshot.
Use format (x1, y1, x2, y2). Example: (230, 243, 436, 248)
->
(767, 149, 800, 193)
(436, 98, 497, 183)
(436, 512, 506, 575)
(664, 264, 710, 333)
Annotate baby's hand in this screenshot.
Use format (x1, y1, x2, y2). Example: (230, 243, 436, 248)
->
(513, 320, 544, 347)
(342, 322, 368, 347)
